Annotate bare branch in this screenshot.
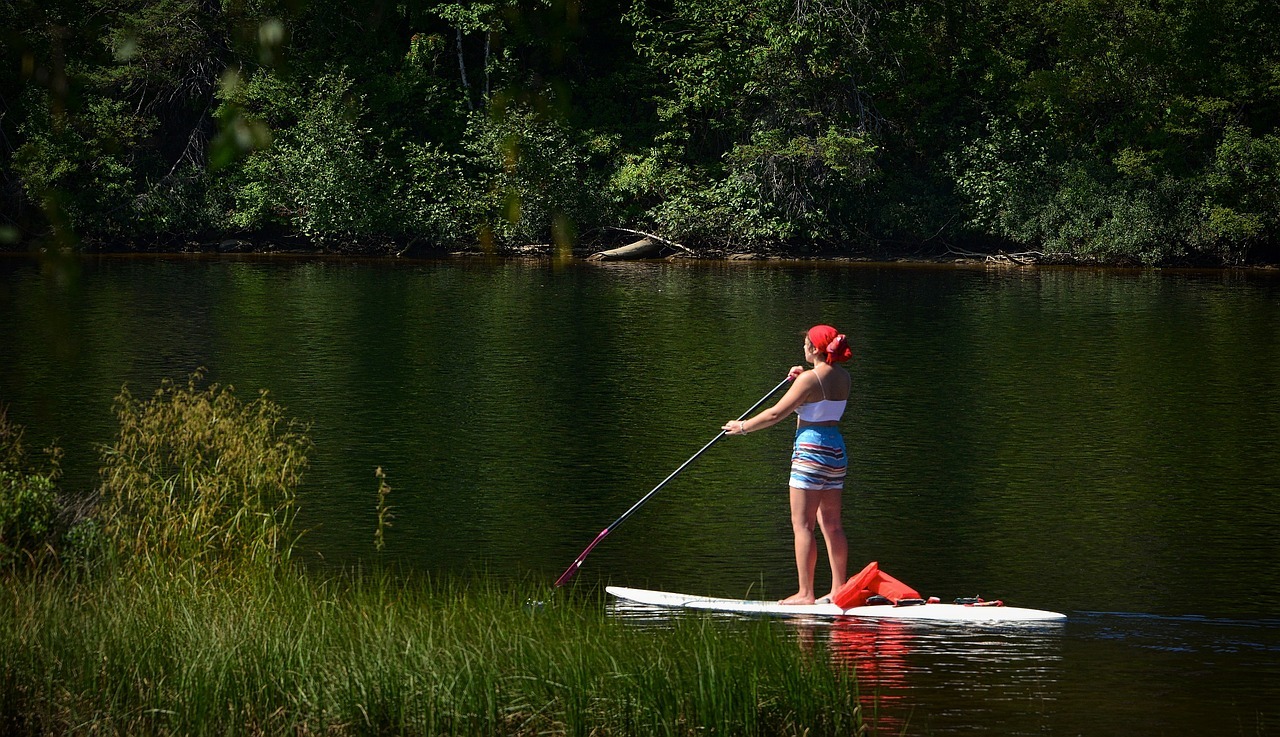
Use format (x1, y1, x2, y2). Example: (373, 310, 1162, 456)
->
(606, 227, 694, 254)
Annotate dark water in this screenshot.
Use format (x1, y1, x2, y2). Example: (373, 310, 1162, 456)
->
(2, 254, 1278, 735)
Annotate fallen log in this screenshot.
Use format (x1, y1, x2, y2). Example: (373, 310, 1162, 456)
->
(587, 238, 662, 261)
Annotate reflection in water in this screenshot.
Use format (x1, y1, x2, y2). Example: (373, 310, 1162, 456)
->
(806, 617, 1067, 735)
(793, 619, 916, 731)
(806, 618, 913, 735)
(827, 619, 1065, 735)
(606, 601, 1068, 736)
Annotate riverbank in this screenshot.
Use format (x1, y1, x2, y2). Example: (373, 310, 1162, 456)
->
(7, 232, 1280, 270)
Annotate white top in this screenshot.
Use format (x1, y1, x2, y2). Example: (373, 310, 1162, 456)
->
(795, 369, 846, 423)
(797, 399, 847, 423)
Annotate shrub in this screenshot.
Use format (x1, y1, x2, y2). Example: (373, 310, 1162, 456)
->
(0, 407, 62, 569)
(218, 70, 397, 242)
(466, 104, 619, 249)
(724, 127, 880, 245)
(59, 518, 105, 572)
(0, 470, 60, 568)
(398, 140, 476, 246)
(11, 92, 156, 240)
(1201, 126, 1280, 263)
(611, 152, 793, 251)
(97, 372, 312, 568)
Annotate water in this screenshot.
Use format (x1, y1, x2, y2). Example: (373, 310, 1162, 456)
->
(2, 254, 1278, 734)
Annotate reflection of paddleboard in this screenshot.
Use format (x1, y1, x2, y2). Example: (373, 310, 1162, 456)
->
(607, 586, 1067, 622)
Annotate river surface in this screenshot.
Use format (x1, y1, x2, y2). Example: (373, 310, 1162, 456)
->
(2, 254, 1277, 735)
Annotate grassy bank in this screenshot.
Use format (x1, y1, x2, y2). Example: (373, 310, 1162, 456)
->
(1, 566, 866, 736)
(2, 375, 867, 735)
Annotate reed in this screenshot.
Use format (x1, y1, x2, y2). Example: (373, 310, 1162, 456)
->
(373, 466, 393, 553)
(0, 566, 867, 736)
(96, 371, 311, 568)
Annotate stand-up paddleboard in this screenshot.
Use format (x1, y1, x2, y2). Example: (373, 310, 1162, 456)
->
(607, 586, 1067, 623)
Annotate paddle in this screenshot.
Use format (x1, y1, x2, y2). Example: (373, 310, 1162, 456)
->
(553, 375, 794, 587)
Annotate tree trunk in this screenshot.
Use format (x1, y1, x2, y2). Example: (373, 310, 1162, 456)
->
(586, 238, 664, 261)
(456, 29, 472, 110)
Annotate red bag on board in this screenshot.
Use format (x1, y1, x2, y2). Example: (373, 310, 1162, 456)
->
(831, 561, 922, 608)
(831, 561, 880, 608)
(868, 570, 921, 602)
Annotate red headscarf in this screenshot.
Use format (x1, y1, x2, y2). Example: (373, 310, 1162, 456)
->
(807, 325, 852, 363)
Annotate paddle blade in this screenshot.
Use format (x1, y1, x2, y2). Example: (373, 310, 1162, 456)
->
(553, 561, 583, 588)
(553, 527, 611, 587)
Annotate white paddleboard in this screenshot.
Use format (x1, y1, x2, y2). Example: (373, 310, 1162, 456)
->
(607, 586, 1067, 623)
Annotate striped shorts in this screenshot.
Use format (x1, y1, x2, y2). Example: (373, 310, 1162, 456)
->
(789, 426, 847, 491)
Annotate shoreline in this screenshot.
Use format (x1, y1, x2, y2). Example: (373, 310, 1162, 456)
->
(4, 236, 1278, 272)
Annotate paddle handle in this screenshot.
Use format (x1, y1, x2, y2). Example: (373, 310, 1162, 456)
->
(553, 375, 793, 588)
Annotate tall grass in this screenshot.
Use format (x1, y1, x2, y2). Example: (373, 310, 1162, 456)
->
(97, 371, 311, 568)
(0, 567, 866, 736)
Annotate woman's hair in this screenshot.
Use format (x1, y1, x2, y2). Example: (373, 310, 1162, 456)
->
(806, 325, 852, 363)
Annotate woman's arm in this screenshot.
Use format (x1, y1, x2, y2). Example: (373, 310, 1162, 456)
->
(723, 370, 815, 435)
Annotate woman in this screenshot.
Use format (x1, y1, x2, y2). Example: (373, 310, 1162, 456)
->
(722, 325, 853, 605)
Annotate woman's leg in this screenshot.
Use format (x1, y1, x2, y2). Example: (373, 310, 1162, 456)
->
(781, 486, 821, 604)
(816, 488, 847, 600)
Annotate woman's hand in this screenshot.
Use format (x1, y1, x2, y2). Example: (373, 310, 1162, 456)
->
(788, 365, 806, 380)
(721, 420, 749, 436)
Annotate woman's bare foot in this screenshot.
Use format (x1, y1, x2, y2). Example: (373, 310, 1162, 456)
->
(779, 593, 816, 605)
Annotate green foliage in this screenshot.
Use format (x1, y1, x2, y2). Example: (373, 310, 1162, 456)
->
(1202, 126, 1280, 262)
(4, 0, 280, 242)
(948, 0, 1280, 262)
(950, 114, 1280, 263)
(950, 117, 1208, 264)
(3, 0, 1278, 262)
(218, 70, 397, 241)
(466, 103, 618, 248)
(59, 518, 106, 571)
(610, 124, 880, 251)
(726, 127, 880, 244)
(12, 93, 156, 238)
(1036, 167, 1199, 263)
(0, 470, 59, 568)
(398, 140, 476, 246)
(622, 0, 905, 250)
(949, 117, 1053, 239)
(0, 407, 67, 569)
(611, 151, 793, 249)
(90, 0, 225, 99)
(97, 372, 312, 568)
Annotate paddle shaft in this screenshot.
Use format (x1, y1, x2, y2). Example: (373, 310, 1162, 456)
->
(553, 375, 793, 587)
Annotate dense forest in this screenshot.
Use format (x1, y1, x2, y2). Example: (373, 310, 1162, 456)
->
(2, 0, 1278, 264)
